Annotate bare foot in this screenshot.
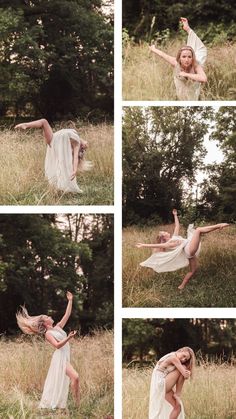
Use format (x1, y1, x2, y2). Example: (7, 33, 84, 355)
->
(178, 280, 187, 290)
(219, 223, 230, 229)
(180, 17, 190, 32)
(14, 123, 28, 129)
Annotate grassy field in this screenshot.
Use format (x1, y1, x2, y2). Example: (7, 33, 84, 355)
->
(123, 224, 236, 307)
(123, 40, 236, 100)
(123, 361, 236, 419)
(0, 330, 113, 419)
(0, 123, 113, 205)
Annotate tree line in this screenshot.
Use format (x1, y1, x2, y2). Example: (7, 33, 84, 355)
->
(0, 213, 113, 335)
(0, 0, 113, 121)
(123, 0, 236, 42)
(123, 318, 236, 364)
(122, 106, 236, 226)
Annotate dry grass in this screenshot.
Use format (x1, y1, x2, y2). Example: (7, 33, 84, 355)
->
(122, 40, 236, 100)
(122, 224, 236, 307)
(123, 361, 236, 419)
(0, 330, 113, 418)
(0, 123, 113, 205)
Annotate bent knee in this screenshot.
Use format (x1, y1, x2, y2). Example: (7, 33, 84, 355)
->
(41, 118, 49, 125)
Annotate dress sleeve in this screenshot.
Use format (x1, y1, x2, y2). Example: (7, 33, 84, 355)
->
(187, 29, 207, 66)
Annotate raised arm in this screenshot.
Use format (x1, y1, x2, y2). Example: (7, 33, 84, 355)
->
(149, 45, 177, 67)
(45, 330, 77, 349)
(172, 209, 180, 236)
(56, 291, 73, 329)
(136, 239, 181, 250)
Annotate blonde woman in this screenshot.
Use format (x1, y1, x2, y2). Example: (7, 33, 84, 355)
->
(16, 291, 79, 409)
(149, 17, 207, 100)
(15, 119, 91, 193)
(136, 209, 229, 289)
(149, 347, 195, 419)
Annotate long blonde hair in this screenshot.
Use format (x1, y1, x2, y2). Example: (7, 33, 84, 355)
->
(16, 306, 46, 335)
(177, 346, 195, 377)
(176, 46, 198, 72)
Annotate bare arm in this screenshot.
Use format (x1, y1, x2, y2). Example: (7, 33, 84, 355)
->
(45, 330, 77, 349)
(136, 239, 181, 250)
(169, 355, 191, 378)
(179, 64, 207, 83)
(172, 209, 180, 236)
(71, 141, 80, 180)
(149, 45, 177, 67)
(56, 291, 73, 329)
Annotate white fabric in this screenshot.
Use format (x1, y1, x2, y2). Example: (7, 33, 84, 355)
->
(174, 29, 207, 100)
(45, 128, 81, 193)
(187, 29, 207, 66)
(149, 353, 185, 419)
(39, 327, 70, 409)
(140, 224, 201, 273)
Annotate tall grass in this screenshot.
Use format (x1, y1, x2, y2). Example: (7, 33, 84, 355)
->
(0, 330, 113, 418)
(123, 40, 236, 100)
(123, 224, 236, 307)
(123, 360, 236, 419)
(0, 123, 113, 205)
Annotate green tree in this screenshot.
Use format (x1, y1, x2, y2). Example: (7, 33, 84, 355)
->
(123, 107, 212, 225)
(0, 1, 113, 120)
(122, 0, 236, 42)
(199, 107, 236, 221)
(0, 214, 114, 335)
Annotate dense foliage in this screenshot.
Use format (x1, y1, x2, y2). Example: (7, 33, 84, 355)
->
(0, 214, 113, 335)
(123, 0, 236, 42)
(123, 318, 236, 363)
(123, 107, 235, 225)
(0, 1, 113, 121)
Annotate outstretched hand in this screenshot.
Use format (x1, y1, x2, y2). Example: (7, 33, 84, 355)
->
(14, 123, 28, 130)
(136, 243, 144, 248)
(149, 44, 156, 53)
(180, 17, 190, 33)
(66, 291, 73, 301)
(172, 209, 178, 216)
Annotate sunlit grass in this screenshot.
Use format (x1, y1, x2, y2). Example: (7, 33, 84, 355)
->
(123, 360, 236, 419)
(0, 330, 113, 418)
(123, 40, 236, 100)
(123, 224, 236, 307)
(0, 123, 113, 205)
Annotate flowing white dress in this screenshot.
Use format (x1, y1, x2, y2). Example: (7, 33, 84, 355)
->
(39, 327, 70, 409)
(149, 353, 185, 419)
(45, 128, 82, 193)
(174, 29, 207, 100)
(140, 225, 201, 273)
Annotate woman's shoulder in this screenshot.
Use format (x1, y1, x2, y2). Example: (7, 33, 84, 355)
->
(159, 351, 176, 363)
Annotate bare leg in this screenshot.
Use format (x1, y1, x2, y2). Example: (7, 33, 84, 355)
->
(166, 390, 181, 419)
(15, 118, 53, 145)
(178, 257, 197, 290)
(187, 224, 229, 257)
(66, 362, 80, 407)
(175, 373, 185, 396)
(165, 370, 185, 419)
